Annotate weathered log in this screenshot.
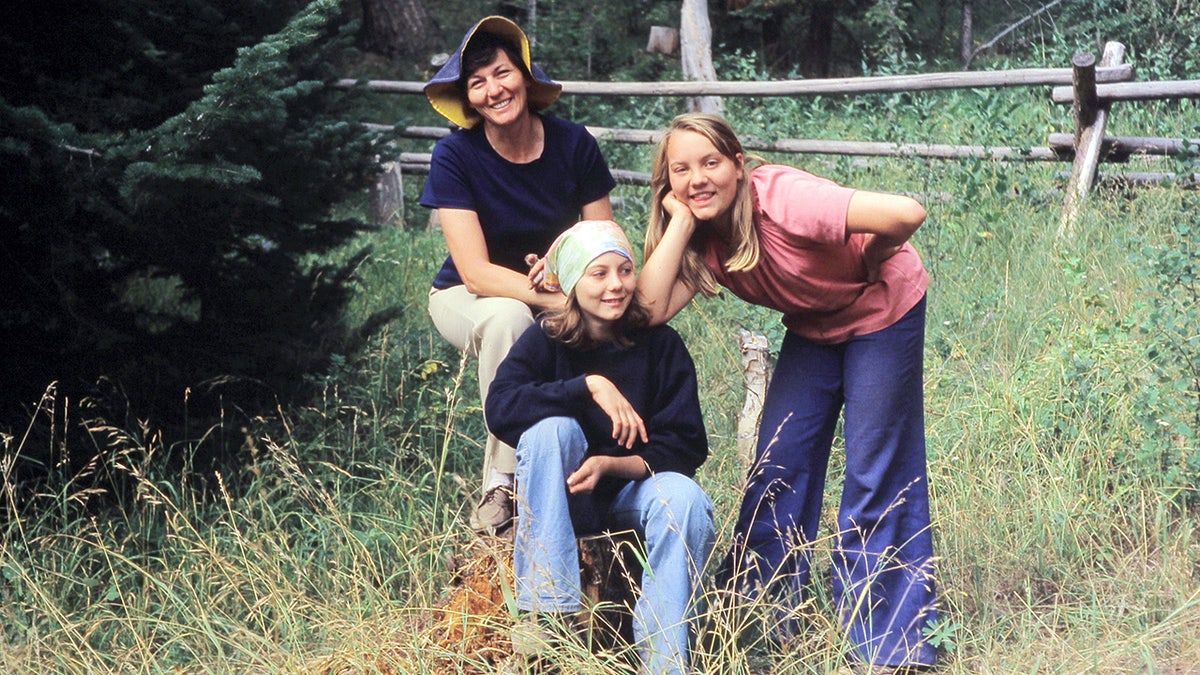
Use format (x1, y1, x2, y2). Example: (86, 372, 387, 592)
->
(1047, 133, 1200, 160)
(368, 161, 404, 227)
(1057, 170, 1200, 189)
(736, 330, 772, 467)
(1071, 53, 1098, 146)
(680, 0, 723, 114)
(400, 124, 1065, 162)
(1051, 79, 1200, 104)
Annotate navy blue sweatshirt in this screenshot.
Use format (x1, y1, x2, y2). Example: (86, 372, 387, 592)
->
(485, 322, 708, 500)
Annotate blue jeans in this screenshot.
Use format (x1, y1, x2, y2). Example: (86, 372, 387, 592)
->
(515, 417, 715, 675)
(721, 297, 937, 668)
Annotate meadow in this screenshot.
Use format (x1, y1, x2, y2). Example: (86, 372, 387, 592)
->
(2, 74, 1198, 673)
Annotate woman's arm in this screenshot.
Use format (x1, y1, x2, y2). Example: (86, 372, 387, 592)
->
(845, 191, 926, 283)
(580, 195, 614, 221)
(439, 208, 567, 311)
(636, 194, 700, 325)
(638, 327, 707, 476)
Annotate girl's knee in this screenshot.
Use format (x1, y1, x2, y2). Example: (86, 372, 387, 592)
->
(648, 474, 714, 528)
(517, 417, 586, 462)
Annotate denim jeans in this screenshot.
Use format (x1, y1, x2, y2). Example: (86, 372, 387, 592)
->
(515, 416, 715, 675)
(721, 296, 937, 668)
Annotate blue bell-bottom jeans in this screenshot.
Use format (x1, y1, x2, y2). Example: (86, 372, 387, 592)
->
(721, 296, 938, 668)
(514, 417, 715, 675)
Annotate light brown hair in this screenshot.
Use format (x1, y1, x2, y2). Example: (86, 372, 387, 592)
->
(645, 113, 765, 297)
(542, 290, 652, 350)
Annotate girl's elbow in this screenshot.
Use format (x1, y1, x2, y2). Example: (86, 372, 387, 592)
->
(902, 199, 927, 231)
(889, 198, 925, 239)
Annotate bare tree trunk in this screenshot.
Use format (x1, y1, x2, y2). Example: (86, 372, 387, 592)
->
(803, 1, 836, 77)
(960, 0, 973, 68)
(526, 0, 538, 47)
(680, 0, 724, 115)
(361, 0, 442, 67)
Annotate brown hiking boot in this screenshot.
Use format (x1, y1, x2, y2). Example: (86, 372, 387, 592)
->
(470, 484, 515, 535)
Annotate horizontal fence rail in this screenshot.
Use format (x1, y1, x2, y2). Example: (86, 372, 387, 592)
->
(335, 64, 1135, 97)
(1051, 78, 1200, 104)
(350, 41, 1198, 229)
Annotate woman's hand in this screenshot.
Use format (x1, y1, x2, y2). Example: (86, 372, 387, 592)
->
(566, 454, 651, 494)
(525, 253, 547, 290)
(585, 375, 648, 450)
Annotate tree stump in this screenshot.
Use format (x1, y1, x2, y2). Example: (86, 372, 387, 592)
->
(577, 530, 642, 652)
(369, 160, 404, 227)
(736, 330, 772, 467)
(646, 26, 679, 56)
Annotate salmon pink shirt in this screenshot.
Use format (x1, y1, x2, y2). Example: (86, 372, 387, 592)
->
(702, 164, 929, 344)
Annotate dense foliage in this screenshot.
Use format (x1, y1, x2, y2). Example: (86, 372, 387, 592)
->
(0, 0, 393, 480)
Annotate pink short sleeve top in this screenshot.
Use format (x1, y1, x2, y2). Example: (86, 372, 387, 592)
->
(702, 164, 929, 344)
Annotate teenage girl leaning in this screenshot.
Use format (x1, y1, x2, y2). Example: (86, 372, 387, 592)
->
(638, 113, 938, 671)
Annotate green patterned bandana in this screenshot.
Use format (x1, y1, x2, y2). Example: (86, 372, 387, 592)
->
(544, 220, 635, 296)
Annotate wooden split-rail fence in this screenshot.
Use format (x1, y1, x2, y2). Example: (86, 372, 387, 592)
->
(341, 39, 1199, 238)
(345, 37, 1200, 472)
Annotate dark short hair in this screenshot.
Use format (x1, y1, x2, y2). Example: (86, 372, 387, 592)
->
(459, 31, 530, 88)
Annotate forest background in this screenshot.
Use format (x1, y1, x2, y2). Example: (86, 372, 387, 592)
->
(1, 0, 1198, 672)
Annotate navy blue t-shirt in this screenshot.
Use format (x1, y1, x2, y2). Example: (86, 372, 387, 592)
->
(419, 113, 616, 289)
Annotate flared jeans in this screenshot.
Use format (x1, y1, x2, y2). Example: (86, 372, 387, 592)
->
(514, 417, 715, 674)
(723, 296, 938, 668)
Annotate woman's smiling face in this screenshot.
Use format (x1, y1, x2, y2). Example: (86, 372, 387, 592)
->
(665, 129, 744, 225)
(464, 48, 530, 129)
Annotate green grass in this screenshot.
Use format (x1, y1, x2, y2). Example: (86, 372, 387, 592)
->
(3, 87, 1199, 674)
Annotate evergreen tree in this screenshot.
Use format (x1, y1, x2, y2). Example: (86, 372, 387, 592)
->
(1, 0, 394, 477)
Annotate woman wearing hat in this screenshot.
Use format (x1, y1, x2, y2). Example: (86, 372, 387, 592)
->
(486, 220, 713, 674)
(420, 17, 617, 534)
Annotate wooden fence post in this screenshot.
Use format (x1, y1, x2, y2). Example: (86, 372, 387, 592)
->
(1070, 53, 1098, 147)
(1060, 41, 1126, 236)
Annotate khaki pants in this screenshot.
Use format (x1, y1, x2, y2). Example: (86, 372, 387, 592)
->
(427, 285, 534, 482)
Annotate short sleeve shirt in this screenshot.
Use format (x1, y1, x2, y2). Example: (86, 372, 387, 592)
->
(702, 164, 929, 343)
(420, 113, 616, 289)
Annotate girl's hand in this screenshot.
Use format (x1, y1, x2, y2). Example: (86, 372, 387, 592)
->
(662, 192, 695, 224)
(861, 233, 904, 283)
(566, 455, 608, 494)
(585, 375, 648, 449)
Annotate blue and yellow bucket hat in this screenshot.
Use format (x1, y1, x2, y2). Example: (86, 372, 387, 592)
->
(423, 16, 563, 129)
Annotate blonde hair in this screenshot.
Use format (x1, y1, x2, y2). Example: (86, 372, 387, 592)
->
(646, 113, 765, 297)
(542, 291, 652, 350)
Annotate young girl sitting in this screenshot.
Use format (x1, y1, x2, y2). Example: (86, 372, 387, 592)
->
(485, 220, 714, 674)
